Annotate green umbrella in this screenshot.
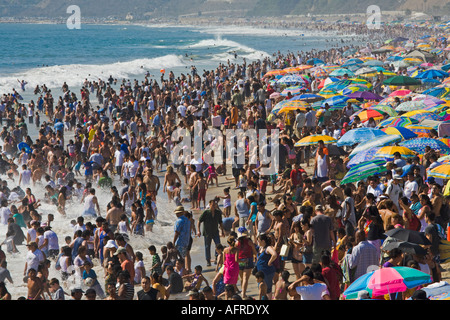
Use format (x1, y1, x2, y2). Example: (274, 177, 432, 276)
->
(340, 159, 387, 185)
(383, 76, 422, 86)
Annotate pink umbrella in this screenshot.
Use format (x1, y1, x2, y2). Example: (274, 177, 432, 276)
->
(420, 62, 434, 68)
(270, 92, 281, 99)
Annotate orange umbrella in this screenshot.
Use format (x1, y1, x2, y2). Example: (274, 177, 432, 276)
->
(264, 69, 287, 77)
(283, 65, 313, 73)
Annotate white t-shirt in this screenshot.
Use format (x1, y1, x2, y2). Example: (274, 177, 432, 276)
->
(296, 282, 330, 300)
(20, 169, 32, 186)
(115, 150, 125, 167)
(404, 180, 418, 199)
(26, 249, 45, 274)
(134, 260, 145, 284)
(44, 230, 59, 251)
(0, 207, 11, 225)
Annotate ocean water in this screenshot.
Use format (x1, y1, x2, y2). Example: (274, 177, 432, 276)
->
(0, 23, 365, 95)
(0, 23, 366, 299)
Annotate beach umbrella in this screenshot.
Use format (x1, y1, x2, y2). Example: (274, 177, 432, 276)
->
(389, 89, 412, 97)
(294, 134, 337, 147)
(321, 95, 350, 107)
(395, 100, 428, 112)
(277, 74, 307, 86)
(363, 59, 385, 66)
(422, 86, 450, 98)
(346, 91, 384, 101)
(386, 55, 404, 62)
(283, 65, 313, 73)
(289, 93, 324, 103)
(416, 69, 449, 79)
(383, 75, 422, 86)
(377, 116, 419, 128)
(374, 146, 416, 160)
(369, 105, 398, 117)
(428, 164, 450, 179)
(354, 67, 376, 75)
(391, 60, 410, 68)
(442, 64, 450, 71)
(340, 159, 387, 185)
(381, 127, 417, 140)
(404, 125, 434, 137)
(281, 86, 306, 96)
(264, 69, 286, 77)
(382, 240, 428, 256)
(273, 100, 309, 114)
(329, 68, 354, 77)
(307, 58, 325, 65)
(269, 92, 281, 99)
(312, 67, 328, 79)
(408, 112, 444, 122)
(337, 128, 387, 147)
(346, 147, 381, 168)
(384, 228, 431, 245)
(353, 109, 385, 122)
(343, 267, 432, 300)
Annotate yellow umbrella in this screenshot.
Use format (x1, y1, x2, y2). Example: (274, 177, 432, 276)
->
(295, 134, 337, 147)
(277, 105, 308, 114)
(428, 164, 450, 180)
(402, 110, 433, 117)
(375, 146, 416, 159)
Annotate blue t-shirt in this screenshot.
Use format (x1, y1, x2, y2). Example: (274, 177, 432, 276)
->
(174, 215, 191, 249)
(83, 269, 99, 286)
(84, 161, 93, 176)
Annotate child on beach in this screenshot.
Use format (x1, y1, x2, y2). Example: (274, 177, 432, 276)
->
(82, 260, 105, 299)
(161, 242, 182, 271)
(193, 172, 208, 210)
(218, 187, 231, 217)
(148, 245, 162, 276)
(255, 271, 269, 300)
(183, 265, 209, 292)
(117, 213, 131, 236)
(204, 163, 219, 187)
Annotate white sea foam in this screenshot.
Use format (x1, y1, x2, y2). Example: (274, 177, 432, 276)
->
(0, 54, 187, 94)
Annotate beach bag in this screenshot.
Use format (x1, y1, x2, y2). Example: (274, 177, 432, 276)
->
(280, 244, 290, 258)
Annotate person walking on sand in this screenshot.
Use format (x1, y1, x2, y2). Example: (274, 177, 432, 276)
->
(197, 200, 225, 266)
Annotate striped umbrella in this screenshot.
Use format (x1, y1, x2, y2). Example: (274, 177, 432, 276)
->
(294, 134, 337, 147)
(381, 127, 417, 140)
(399, 138, 450, 155)
(337, 128, 387, 147)
(405, 125, 434, 137)
(346, 147, 381, 168)
(340, 159, 387, 185)
(312, 67, 328, 79)
(377, 116, 419, 128)
(349, 134, 403, 158)
(321, 95, 350, 107)
(375, 146, 416, 160)
(422, 87, 450, 98)
(352, 109, 385, 122)
(428, 164, 450, 179)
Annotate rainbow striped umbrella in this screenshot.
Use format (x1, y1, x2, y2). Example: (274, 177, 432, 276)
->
(312, 67, 328, 78)
(295, 134, 337, 147)
(428, 164, 450, 179)
(352, 109, 385, 122)
(374, 146, 416, 160)
(377, 116, 419, 128)
(281, 85, 307, 96)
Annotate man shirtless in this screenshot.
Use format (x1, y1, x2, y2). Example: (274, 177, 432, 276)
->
(143, 168, 160, 201)
(105, 199, 124, 233)
(163, 166, 181, 203)
(27, 268, 45, 300)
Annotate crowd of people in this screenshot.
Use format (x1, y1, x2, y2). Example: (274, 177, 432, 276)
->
(0, 20, 449, 301)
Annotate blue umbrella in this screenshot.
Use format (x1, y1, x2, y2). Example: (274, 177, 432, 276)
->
(307, 58, 325, 65)
(277, 74, 307, 86)
(441, 64, 450, 72)
(289, 93, 324, 102)
(346, 147, 381, 168)
(337, 128, 387, 147)
(386, 56, 404, 62)
(416, 69, 449, 79)
(322, 95, 350, 107)
(399, 138, 450, 155)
